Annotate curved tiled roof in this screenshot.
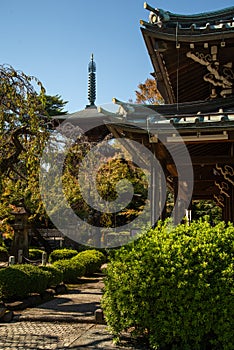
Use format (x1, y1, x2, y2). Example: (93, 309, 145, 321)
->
(52, 106, 109, 141)
(141, 4, 234, 104)
(104, 97, 234, 133)
(143, 3, 234, 30)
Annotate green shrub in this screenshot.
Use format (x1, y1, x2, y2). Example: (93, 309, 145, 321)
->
(72, 249, 106, 276)
(48, 248, 78, 263)
(0, 246, 9, 262)
(53, 259, 85, 283)
(102, 219, 234, 350)
(0, 264, 51, 301)
(39, 265, 63, 287)
(0, 266, 29, 301)
(29, 248, 44, 261)
(12, 264, 50, 295)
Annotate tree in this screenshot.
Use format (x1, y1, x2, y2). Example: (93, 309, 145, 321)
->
(0, 65, 49, 205)
(192, 200, 222, 224)
(0, 66, 46, 176)
(44, 94, 68, 116)
(0, 66, 68, 196)
(0, 65, 68, 256)
(56, 135, 149, 247)
(135, 78, 164, 105)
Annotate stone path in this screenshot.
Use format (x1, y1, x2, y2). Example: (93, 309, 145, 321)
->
(14, 276, 104, 323)
(0, 275, 149, 349)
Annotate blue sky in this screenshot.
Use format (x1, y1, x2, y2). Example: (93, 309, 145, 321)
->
(1, 0, 233, 113)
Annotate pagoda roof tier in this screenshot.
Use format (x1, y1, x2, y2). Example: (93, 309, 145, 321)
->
(141, 4, 234, 103)
(52, 106, 110, 142)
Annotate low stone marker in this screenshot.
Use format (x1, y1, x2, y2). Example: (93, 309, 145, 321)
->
(94, 308, 105, 324)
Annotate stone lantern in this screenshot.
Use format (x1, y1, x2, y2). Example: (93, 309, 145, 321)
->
(11, 206, 29, 262)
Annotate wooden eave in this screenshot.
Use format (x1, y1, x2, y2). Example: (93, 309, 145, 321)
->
(141, 5, 234, 104)
(141, 26, 234, 43)
(141, 25, 234, 103)
(141, 27, 175, 103)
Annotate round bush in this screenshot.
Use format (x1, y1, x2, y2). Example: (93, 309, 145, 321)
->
(0, 266, 29, 301)
(29, 248, 44, 261)
(48, 248, 78, 263)
(12, 264, 50, 295)
(39, 265, 63, 287)
(0, 246, 9, 262)
(102, 219, 234, 350)
(72, 249, 106, 276)
(53, 259, 85, 283)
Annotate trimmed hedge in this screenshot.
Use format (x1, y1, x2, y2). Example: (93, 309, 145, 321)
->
(0, 266, 29, 301)
(72, 249, 106, 276)
(12, 264, 50, 294)
(0, 264, 50, 301)
(39, 265, 63, 287)
(29, 248, 44, 261)
(52, 259, 85, 283)
(48, 248, 78, 263)
(102, 219, 234, 350)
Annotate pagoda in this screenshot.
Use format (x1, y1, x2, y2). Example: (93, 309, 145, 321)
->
(54, 54, 109, 142)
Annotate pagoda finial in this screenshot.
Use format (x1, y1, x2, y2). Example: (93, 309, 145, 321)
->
(87, 53, 96, 108)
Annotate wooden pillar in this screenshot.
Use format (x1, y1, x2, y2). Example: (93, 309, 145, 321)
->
(173, 178, 186, 225)
(231, 186, 234, 223)
(227, 196, 231, 223)
(221, 187, 234, 223)
(150, 154, 160, 227)
(150, 148, 165, 227)
(161, 195, 167, 221)
(223, 197, 229, 223)
(227, 186, 234, 223)
(173, 178, 179, 225)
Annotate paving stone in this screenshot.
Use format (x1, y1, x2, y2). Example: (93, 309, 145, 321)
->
(0, 275, 150, 349)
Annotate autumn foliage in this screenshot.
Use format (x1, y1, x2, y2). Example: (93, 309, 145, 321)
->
(135, 78, 164, 105)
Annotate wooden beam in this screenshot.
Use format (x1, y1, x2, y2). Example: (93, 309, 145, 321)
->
(167, 156, 234, 166)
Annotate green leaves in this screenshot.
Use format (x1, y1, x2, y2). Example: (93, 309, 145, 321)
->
(0, 65, 69, 237)
(102, 218, 234, 349)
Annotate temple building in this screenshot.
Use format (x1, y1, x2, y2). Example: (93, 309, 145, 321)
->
(102, 3, 234, 224)
(55, 4, 234, 226)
